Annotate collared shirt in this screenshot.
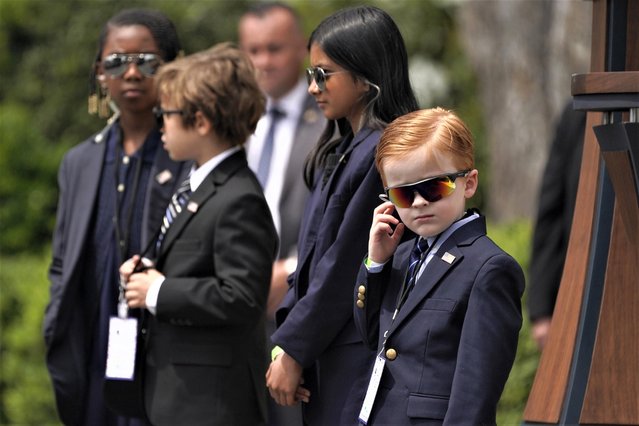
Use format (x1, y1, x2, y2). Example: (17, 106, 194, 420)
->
(246, 78, 308, 236)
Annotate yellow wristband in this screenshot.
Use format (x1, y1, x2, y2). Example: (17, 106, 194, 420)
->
(271, 345, 284, 361)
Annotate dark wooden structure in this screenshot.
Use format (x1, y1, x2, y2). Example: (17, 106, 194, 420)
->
(523, 0, 638, 424)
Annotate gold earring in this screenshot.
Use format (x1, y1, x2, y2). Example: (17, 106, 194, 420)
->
(98, 84, 111, 118)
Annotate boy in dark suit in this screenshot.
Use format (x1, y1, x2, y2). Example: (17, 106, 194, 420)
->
(120, 43, 278, 426)
(354, 108, 524, 425)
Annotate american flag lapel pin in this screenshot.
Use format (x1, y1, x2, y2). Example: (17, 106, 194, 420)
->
(187, 201, 199, 213)
(442, 252, 456, 264)
(156, 170, 173, 185)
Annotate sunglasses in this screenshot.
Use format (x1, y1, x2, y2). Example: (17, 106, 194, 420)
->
(380, 170, 471, 207)
(305, 67, 346, 92)
(153, 107, 185, 128)
(102, 53, 163, 78)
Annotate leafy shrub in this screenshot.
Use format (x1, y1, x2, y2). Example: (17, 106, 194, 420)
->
(489, 219, 540, 424)
(0, 252, 61, 425)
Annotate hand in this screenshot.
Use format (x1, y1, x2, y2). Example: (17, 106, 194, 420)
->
(531, 317, 552, 350)
(119, 255, 142, 283)
(266, 352, 309, 406)
(124, 268, 163, 309)
(368, 202, 405, 264)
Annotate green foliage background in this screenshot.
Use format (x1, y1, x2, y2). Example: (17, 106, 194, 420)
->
(0, 0, 537, 424)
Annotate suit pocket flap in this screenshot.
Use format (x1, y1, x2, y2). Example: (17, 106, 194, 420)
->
(171, 344, 232, 366)
(406, 393, 449, 419)
(422, 298, 456, 312)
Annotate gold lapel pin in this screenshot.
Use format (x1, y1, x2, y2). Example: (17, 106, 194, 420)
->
(442, 252, 456, 264)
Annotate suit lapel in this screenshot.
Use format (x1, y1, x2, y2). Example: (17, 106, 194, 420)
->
(281, 95, 323, 198)
(65, 134, 107, 281)
(387, 217, 487, 335)
(141, 147, 191, 248)
(158, 150, 246, 257)
(295, 128, 376, 280)
(389, 246, 463, 333)
(318, 127, 374, 211)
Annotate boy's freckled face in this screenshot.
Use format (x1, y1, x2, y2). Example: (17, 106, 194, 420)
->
(383, 148, 476, 238)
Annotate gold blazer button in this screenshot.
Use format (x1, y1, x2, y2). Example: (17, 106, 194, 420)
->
(356, 299, 365, 309)
(385, 348, 397, 361)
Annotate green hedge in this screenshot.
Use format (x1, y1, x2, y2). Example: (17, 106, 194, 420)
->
(1, 219, 537, 424)
(0, 251, 61, 425)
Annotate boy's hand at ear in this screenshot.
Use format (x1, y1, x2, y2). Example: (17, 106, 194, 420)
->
(368, 201, 405, 264)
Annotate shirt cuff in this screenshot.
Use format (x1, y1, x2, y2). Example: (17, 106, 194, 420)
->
(364, 256, 386, 273)
(145, 275, 165, 315)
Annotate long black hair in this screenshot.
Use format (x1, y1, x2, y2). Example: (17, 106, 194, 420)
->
(304, 5, 419, 187)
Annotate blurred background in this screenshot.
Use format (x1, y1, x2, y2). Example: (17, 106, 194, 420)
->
(0, 0, 591, 424)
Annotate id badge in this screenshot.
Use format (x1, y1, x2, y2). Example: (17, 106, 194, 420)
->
(358, 354, 386, 424)
(105, 317, 138, 380)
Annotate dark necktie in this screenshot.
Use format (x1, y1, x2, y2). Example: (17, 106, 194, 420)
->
(156, 178, 191, 251)
(405, 237, 430, 288)
(257, 107, 285, 187)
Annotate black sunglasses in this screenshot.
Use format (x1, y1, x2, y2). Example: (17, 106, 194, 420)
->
(153, 107, 185, 128)
(380, 170, 471, 207)
(102, 53, 163, 78)
(305, 67, 346, 92)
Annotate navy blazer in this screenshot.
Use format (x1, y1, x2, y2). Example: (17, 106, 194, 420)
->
(43, 119, 188, 425)
(145, 150, 278, 426)
(273, 127, 384, 423)
(354, 216, 524, 425)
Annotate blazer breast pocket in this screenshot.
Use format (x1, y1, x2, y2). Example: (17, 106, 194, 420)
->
(171, 238, 202, 253)
(421, 298, 456, 312)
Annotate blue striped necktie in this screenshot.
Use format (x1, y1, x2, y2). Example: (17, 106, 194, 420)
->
(156, 178, 191, 251)
(405, 237, 429, 287)
(256, 107, 285, 187)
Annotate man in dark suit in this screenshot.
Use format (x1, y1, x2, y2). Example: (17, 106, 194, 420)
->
(239, 1, 325, 319)
(527, 103, 586, 350)
(239, 4, 325, 424)
(120, 44, 278, 425)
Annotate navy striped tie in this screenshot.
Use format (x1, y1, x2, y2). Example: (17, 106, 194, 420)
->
(156, 179, 191, 251)
(256, 107, 285, 187)
(405, 237, 429, 287)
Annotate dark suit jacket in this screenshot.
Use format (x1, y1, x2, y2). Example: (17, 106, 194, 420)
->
(43, 119, 188, 425)
(277, 94, 325, 260)
(354, 216, 524, 425)
(527, 104, 586, 321)
(273, 127, 383, 424)
(145, 150, 278, 426)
